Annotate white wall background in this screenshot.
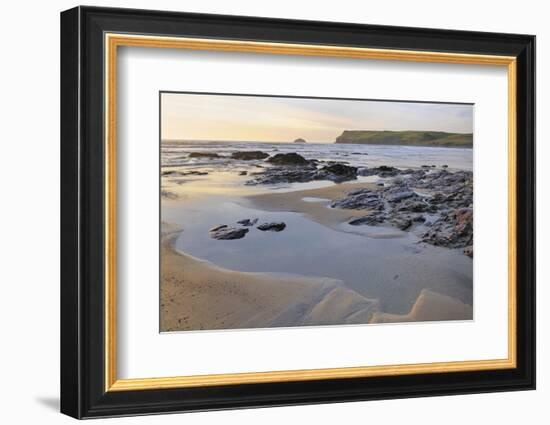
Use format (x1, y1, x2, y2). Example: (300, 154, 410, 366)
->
(0, 0, 545, 423)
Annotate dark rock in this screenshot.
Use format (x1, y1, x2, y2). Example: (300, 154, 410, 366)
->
(315, 163, 357, 183)
(237, 218, 258, 226)
(337, 169, 474, 247)
(412, 214, 426, 223)
(162, 170, 178, 176)
(391, 217, 412, 230)
(231, 151, 269, 160)
(209, 225, 249, 240)
(330, 188, 383, 210)
(293, 138, 307, 143)
(397, 199, 432, 213)
(209, 224, 228, 232)
(239, 171, 248, 175)
(267, 153, 309, 165)
(422, 207, 473, 248)
(384, 188, 415, 203)
(188, 152, 220, 158)
(257, 222, 286, 232)
(442, 164, 448, 168)
(348, 211, 387, 226)
(358, 165, 400, 177)
(246, 165, 317, 185)
(246, 161, 356, 185)
(163, 170, 209, 177)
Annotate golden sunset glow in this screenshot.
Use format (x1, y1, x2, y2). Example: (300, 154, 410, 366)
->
(161, 93, 473, 143)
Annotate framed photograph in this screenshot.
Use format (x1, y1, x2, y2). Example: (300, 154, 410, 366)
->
(60, 6, 535, 419)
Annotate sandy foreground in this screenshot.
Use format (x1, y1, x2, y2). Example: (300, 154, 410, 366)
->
(160, 223, 379, 331)
(160, 186, 472, 332)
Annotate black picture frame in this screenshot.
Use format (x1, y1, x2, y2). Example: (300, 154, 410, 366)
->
(61, 5, 535, 419)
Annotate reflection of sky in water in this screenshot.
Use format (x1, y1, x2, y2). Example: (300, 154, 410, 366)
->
(163, 196, 472, 315)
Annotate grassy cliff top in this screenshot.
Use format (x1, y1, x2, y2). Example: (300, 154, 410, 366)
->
(335, 130, 473, 147)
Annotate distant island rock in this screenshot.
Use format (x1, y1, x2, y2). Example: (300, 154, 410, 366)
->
(293, 138, 307, 143)
(334, 131, 473, 148)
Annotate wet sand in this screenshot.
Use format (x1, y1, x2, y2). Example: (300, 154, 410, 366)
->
(161, 220, 472, 332)
(245, 181, 383, 231)
(160, 223, 381, 332)
(371, 289, 472, 323)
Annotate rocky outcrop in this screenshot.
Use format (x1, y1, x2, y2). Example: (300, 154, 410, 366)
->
(422, 208, 473, 248)
(237, 218, 258, 226)
(357, 165, 400, 177)
(257, 222, 286, 232)
(231, 151, 269, 160)
(162, 170, 208, 176)
(267, 152, 309, 165)
(330, 188, 383, 210)
(293, 138, 307, 143)
(246, 161, 357, 185)
(246, 164, 318, 184)
(209, 225, 249, 240)
(331, 168, 474, 255)
(188, 152, 220, 158)
(315, 163, 357, 182)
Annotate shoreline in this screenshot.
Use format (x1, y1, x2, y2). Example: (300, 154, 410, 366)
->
(161, 223, 472, 332)
(160, 223, 380, 331)
(244, 181, 384, 231)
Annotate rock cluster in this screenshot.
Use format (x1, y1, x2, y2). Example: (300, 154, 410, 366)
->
(267, 152, 310, 165)
(231, 151, 269, 160)
(188, 152, 220, 158)
(247, 153, 358, 185)
(209, 218, 287, 240)
(330, 168, 473, 256)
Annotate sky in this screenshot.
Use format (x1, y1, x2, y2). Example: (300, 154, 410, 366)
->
(161, 92, 473, 143)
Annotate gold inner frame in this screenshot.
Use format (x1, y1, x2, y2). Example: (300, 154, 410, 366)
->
(104, 33, 517, 392)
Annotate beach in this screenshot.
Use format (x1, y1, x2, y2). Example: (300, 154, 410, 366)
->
(160, 140, 473, 331)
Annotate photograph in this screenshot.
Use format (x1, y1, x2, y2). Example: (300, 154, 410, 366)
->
(159, 92, 474, 332)
(58, 5, 536, 419)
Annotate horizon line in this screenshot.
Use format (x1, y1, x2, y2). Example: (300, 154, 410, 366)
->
(162, 129, 474, 144)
